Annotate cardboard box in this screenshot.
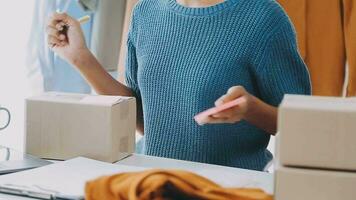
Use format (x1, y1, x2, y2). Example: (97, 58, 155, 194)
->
(278, 95, 356, 171)
(25, 92, 136, 163)
(275, 167, 356, 200)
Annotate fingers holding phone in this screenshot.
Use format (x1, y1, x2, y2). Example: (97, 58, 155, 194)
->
(194, 86, 251, 125)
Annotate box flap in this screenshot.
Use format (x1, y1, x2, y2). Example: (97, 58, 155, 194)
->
(281, 95, 356, 111)
(27, 92, 134, 106)
(80, 95, 133, 105)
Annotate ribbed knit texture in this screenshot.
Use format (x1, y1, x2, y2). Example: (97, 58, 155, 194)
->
(125, 0, 311, 171)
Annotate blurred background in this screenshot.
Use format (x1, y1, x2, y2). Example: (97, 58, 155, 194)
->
(0, 0, 130, 151)
(1, 1, 353, 168)
(0, 0, 36, 150)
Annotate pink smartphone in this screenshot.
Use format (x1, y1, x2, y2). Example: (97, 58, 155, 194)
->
(194, 97, 246, 125)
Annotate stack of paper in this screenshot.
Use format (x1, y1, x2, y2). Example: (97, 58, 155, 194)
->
(0, 157, 274, 199)
(0, 157, 145, 199)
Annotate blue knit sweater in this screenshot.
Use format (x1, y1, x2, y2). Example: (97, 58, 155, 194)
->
(125, 0, 311, 171)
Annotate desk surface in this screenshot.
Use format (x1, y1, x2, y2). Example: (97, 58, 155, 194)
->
(0, 154, 273, 199)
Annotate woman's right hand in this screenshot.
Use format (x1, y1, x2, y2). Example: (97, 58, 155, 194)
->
(46, 12, 89, 65)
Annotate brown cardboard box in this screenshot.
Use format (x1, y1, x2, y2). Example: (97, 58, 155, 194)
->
(25, 92, 136, 163)
(275, 166, 356, 200)
(278, 95, 356, 170)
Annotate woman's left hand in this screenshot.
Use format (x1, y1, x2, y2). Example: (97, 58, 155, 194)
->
(203, 86, 253, 124)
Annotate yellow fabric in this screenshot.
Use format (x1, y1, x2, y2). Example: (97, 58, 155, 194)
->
(85, 169, 273, 200)
(278, 0, 356, 96)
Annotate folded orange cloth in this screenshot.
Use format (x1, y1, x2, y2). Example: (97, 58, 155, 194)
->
(85, 169, 273, 200)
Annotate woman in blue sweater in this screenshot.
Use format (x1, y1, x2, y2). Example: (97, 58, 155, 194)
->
(46, 0, 311, 171)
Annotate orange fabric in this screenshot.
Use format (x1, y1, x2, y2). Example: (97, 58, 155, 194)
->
(277, 0, 306, 60)
(278, 0, 356, 96)
(85, 169, 273, 200)
(344, 0, 356, 96)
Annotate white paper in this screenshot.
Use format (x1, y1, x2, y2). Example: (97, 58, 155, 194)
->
(0, 157, 145, 198)
(196, 169, 273, 194)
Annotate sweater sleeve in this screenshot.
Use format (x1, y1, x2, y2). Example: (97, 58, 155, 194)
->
(125, 35, 141, 100)
(125, 12, 141, 101)
(253, 21, 311, 107)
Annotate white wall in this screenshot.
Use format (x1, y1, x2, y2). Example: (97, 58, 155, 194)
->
(0, 1, 35, 151)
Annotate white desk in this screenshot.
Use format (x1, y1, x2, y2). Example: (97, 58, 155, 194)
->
(0, 154, 273, 199)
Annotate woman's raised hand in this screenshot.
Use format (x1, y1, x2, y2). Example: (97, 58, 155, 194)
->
(46, 12, 89, 65)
